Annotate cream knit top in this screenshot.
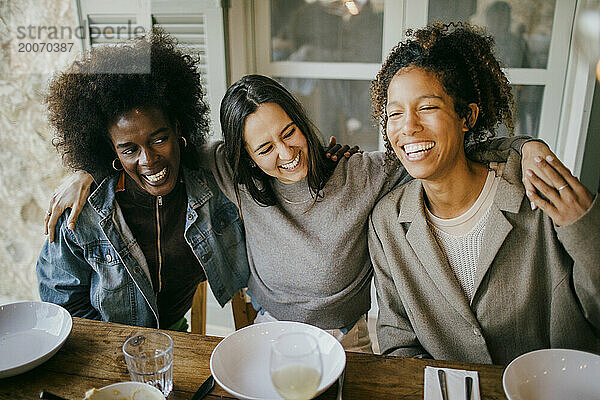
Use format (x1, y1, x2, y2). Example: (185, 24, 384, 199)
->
(426, 163, 504, 302)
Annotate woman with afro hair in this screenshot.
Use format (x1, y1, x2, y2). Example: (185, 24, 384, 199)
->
(36, 31, 250, 330)
(368, 23, 599, 364)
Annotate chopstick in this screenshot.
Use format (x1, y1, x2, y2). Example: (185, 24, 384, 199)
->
(437, 369, 449, 400)
(465, 376, 473, 400)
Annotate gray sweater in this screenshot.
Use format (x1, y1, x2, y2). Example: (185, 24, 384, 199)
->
(202, 137, 530, 329)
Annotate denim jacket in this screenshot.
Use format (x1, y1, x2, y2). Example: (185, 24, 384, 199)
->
(36, 166, 250, 328)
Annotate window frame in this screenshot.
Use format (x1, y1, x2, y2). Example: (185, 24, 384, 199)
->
(247, 0, 593, 170)
(74, 0, 227, 137)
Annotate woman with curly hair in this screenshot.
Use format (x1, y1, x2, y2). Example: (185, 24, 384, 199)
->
(368, 23, 599, 364)
(36, 31, 250, 330)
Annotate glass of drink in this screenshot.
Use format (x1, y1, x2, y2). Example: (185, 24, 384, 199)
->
(122, 330, 173, 396)
(270, 332, 322, 400)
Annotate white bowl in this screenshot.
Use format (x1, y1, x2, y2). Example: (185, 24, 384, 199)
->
(210, 321, 346, 400)
(503, 348, 600, 400)
(84, 382, 165, 400)
(0, 301, 72, 378)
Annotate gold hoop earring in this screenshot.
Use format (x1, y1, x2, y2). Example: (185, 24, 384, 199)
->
(112, 158, 123, 171)
(179, 136, 188, 147)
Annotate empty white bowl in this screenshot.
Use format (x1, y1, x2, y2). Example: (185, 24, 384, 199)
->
(84, 382, 165, 400)
(503, 348, 600, 400)
(0, 301, 72, 378)
(210, 321, 346, 400)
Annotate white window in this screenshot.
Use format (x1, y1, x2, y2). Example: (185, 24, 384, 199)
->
(75, 0, 227, 136)
(408, 0, 574, 153)
(253, 0, 400, 151)
(242, 0, 593, 173)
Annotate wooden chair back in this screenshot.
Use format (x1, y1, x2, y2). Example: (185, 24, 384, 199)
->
(190, 281, 207, 334)
(190, 283, 257, 334)
(231, 289, 258, 330)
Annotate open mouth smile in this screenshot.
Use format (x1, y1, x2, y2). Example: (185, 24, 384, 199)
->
(402, 142, 435, 160)
(278, 151, 301, 171)
(142, 167, 168, 185)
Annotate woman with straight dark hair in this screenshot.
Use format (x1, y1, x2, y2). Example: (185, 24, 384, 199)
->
(46, 72, 555, 352)
(219, 75, 332, 209)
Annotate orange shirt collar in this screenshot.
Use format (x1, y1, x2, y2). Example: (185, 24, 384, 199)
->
(116, 172, 126, 192)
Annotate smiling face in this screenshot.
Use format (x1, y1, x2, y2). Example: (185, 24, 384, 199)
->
(386, 67, 477, 182)
(109, 107, 180, 196)
(243, 102, 309, 184)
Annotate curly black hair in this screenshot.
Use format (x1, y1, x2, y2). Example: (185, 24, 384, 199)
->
(46, 30, 210, 178)
(371, 22, 514, 162)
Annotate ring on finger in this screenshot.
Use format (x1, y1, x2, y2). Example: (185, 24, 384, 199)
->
(557, 184, 568, 191)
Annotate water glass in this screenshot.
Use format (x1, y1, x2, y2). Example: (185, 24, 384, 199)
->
(270, 332, 322, 400)
(122, 330, 173, 396)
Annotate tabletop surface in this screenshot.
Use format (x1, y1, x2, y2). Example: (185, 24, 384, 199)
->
(0, 317, 509, 399)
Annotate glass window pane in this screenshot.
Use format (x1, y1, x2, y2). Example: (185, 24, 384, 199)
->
(428, 0, 555, 68)
(494, 85, 543, 137)
(276, 77, 379, 151)
(270, 0, 385, 63)
(512, 84, 544, 137)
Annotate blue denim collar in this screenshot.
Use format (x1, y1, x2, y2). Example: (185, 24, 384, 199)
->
(182, 167, 213, 209)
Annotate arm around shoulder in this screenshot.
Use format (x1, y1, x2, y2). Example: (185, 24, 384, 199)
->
(37, 212, 101, 320)
(348, 151, 412, 200)
(467, 135, 536, 163)
(555, 193, 600, 254)
(555, 193, 600, 328)
(199, 140, 238, 202)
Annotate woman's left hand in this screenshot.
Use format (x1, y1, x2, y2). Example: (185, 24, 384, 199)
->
(525, 155, 594, 226)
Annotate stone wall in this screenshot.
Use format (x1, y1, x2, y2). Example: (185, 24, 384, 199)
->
(0, 0, 77, 303)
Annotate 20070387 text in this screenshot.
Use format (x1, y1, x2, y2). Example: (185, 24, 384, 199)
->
(18, 42, 74, 52)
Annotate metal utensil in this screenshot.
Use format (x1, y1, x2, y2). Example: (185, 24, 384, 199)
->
(39, 391, 69, 400)
(191, 374, 215, 400)
(437, 369, 449, 400)
(465, 376, 473, 400)
(336, 368, 345, 400)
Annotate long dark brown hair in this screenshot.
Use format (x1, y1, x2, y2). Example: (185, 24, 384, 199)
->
(220, 74, 332, 208)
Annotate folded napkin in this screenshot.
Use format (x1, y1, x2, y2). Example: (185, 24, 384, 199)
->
(424, 366, 481, 400)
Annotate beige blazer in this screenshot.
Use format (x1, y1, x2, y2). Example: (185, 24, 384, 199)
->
(368, 152, 600, 365)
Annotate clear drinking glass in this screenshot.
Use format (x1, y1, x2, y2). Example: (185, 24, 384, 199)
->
(270, 332, 322, 400)
(122, 331, 173, 396)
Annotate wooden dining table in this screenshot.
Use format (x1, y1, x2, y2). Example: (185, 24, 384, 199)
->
(0, 317, 508, 399)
